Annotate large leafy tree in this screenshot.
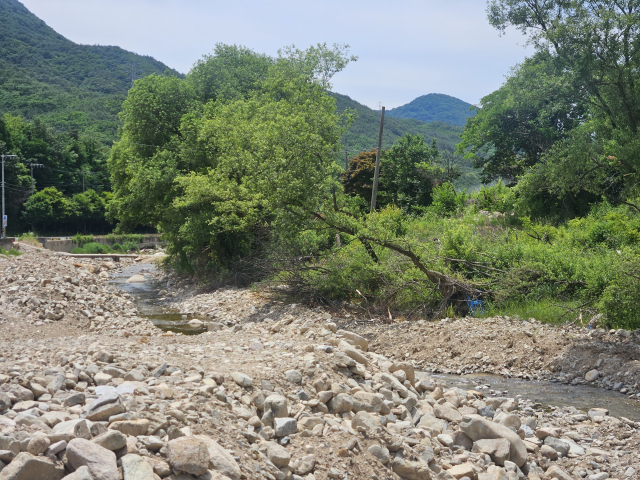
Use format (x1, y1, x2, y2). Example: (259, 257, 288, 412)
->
(463, 0, 640, 209)
(109, 43, 356, 271)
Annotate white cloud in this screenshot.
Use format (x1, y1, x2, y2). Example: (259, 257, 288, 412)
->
(20, 0, 532, 108)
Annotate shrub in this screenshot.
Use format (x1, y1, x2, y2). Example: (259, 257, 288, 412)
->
(72, 234, 94, 246)
(429, 182, 467, 217)
(112, 243, 124, 252)
(122, 241, 138, 252)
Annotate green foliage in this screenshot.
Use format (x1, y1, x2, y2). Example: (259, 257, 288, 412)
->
(470, 181, 515, 213)
(110, 43, 354, 274)
(464, 0, 640, 214)
(386, 93, 476, 127)
(22, 187, 112, 234)
(381, 134, 445, 213)
(105, 233, 144, 244)
(122, 241, 139, 252)
(0, 246, 21, 256)
(70, 242, 113, 254)
(72, 234, 94, 246)
(430, 183, 467, 217)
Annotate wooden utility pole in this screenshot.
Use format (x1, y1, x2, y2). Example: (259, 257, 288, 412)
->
(370, 106, 385, 212)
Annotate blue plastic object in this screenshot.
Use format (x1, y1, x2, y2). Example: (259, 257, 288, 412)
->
(466, 296, 483, 316)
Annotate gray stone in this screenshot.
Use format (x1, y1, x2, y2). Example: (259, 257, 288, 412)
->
(328, 393, 355, 414)
(274, 417, 297, 437)
(46, 441, 67, 456)
(92, 430, 127, 451)
(352, 411, 382, 432)
(108, 419, 150, 436)
(293, 455, 316, 476)
(367, 444, 390, 464)
(585, 370, 600, 382)
(391, 457, 432, 480)
(460, 414, 527, 467)
(0, 393, 10, 412)
(230, 372, 252, 388)
(477, 405, 495, 418)
(151, 363, 167, 378)
(0, 452, 63, 480)
(472, 438, 511, 466)
(67, 438, 118, 480)
(63, 466, 93, 480)
(46, 375, 65, 395)
(336, 329, 369, 351)
(452, 431, 473, 451)
(434, 403, 462, 423)
(121, 453, 155, 480)
(194, 435, 241, 480)
(26, 436, 50, 456)
(544, 437, 570, 457)
(266, 441, 290, 467)
(124, 370, 146, 382)
(62, 393, 86, 408)
(166, 437, 210, 476)
(261, 395, 288, 426)
(285, 370, 302, 384)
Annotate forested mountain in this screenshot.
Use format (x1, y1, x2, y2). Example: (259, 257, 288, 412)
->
(333, 92, 464, 153)
(386, 93, 475, 126)
(0, 0, 180, 141)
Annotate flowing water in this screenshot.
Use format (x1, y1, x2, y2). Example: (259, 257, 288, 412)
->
(427, 372, 640, 420)
(111, 262, 639, 418)
(109, 263, 207, 335)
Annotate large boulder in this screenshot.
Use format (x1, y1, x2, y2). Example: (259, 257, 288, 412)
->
(194, 435, 241, 480)
(121, 453, 155, 480)
(0, 452, 63, 480)
(460, 414, 527, 467)
(166, 437, 210, 476)
(66, 438, 118, 480)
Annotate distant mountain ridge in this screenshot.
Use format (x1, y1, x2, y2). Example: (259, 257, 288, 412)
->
(0, 0, 180, 141)
(387, 93, 475, 127)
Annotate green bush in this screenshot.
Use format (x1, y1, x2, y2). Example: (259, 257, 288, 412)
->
(122, 241, 138, 252)
(111, 243, 124, 252)
(429, 182, 467, 217)
(0, 247, 21, 256)
(73, 233, 94, 246)
(71, 242, 113, 254)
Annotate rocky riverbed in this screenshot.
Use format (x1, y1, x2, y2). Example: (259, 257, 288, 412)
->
(0, 248, 639, 480)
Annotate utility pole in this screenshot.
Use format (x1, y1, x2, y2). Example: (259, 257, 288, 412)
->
(1, 154, 18, 238)
(81, 170, 91, 193)
(370, 106, 385, 212)
(29, 163, 44, 195)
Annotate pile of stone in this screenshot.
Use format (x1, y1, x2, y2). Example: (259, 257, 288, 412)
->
(1, 318, 637, 480)
(0, 250, 160, 337)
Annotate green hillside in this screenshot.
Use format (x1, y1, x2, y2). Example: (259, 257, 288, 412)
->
(333, 92, 464, 153)
(386, 93, 475, 127)
(332, 92, 481, 190)
(0, 0, 180, 142)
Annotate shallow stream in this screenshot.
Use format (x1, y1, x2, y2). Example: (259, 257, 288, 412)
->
(429, 373, 639, 420)
(109, 263, 207, 335)
(111, 263, 639, 419)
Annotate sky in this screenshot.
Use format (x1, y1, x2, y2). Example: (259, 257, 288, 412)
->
(20, 0, 533, 109)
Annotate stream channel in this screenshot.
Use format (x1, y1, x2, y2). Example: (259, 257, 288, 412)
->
(110, 263, 208, 335)
(111, 263, 640, 420)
